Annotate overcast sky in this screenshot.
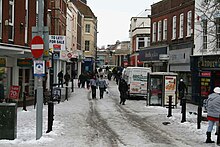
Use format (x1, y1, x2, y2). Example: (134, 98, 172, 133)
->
(87, 0, 161, 48)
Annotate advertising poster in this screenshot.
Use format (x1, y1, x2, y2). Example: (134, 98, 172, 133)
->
(9, 85, 20, 99)
(49, 35, 66, 52)
(164, 76, 176, 105)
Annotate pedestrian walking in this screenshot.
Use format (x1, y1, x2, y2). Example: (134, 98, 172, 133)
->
(58, 70, 64, 88)
(118, 78, 128, 105)
(90, 75, 98, 99)
(78, 73, 86, 88)
(64, 72, 71, 86)
(204, 87, 220, 143)
(98, 75, 107, 99)
(178, 78, 187, 105)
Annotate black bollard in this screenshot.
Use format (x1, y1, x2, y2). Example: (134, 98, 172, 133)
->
(71, 78, 74, 92)
(23, 92, 27, 111)
(65, 87, 68, 101)
(46, 101, 54, 133)
(167, 95, 172, 117)
(217, 114, 220, 145)
(181, 97, 186, 123)
(197, 99, 202, 129)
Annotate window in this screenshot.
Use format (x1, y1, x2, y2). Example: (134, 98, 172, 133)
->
(0, 0, 2, 39)
(158, 21, 162, 41)
(138, 37, 145, 48)
(9, 0, 14, 41)
(172, 16, 176, 39)
(146, 37, 150, 47)
(85, 24, 90, 33)
(187, 11, 192, 36)
(179, 13, 184, 38)
(216, 18, 220, 49)
(85, 40, 90, 51)
(152, 22, 156, 42)
(25, 0, 28, 44)
(202, 19, 207, 50)
(163, 19, 167, 40)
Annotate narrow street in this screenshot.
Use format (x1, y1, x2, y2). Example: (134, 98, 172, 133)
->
(0, 80, 213, 147)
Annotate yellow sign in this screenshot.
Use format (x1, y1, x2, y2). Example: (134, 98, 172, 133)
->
(44, 50, 49, 56)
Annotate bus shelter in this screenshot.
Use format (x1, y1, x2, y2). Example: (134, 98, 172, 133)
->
(148, 72, 178, 107)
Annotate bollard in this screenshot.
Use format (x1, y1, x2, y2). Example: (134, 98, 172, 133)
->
(71, 78, 74, 92)
(22, 92, 27, 111)
(197, 99, 202, 129)
(46, 101, 54, 133)
(65, 87, 68, 101)
(217, 115, 220, 145)
(167, 95, 172, 117)
(181, 97, 186, 123)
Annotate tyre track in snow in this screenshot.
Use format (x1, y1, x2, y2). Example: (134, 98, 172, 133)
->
(86, 91, 125, 147)
(107, 86, 185, 146)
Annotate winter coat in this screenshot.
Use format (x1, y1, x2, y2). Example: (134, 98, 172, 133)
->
(64, 73, 70, 82)
(206, 93, 220, 118)
(90, 78, 97, 87)
(98, 79, 107, 89)
(118, 79, 128, 93)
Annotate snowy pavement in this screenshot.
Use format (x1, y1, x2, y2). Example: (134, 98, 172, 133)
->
(0, 80, 217, 147)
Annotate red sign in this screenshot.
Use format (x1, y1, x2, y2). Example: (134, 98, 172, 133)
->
(9, 86, 20, 99)
(67, 53, 72, 58)
(200, 72, 211, 77)
(31, 36, 44, 58)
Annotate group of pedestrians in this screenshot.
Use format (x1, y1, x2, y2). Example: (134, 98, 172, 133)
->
(57, 70, 71, 88)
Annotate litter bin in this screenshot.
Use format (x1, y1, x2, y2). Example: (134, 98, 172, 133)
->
(0, 103, 17, 140)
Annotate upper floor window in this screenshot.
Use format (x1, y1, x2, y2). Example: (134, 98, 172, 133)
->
(172, 16, 176, 39)
(163, 19, 167, 40)
(179, 13, 184, 38)
(85, 24, 90, 33)
(202, 19, 207, 50)
(138, 37, 145, 48)
(9, 0, 14, 41)
(152, 22, 156, 42)
(158, 21, 162, 41)
(187, 11, 192, 36)
(216, 18, 220, 49)
(85, 40, 90, 51)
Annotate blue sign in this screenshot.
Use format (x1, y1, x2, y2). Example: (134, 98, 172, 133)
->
(33, 60, 45, 76)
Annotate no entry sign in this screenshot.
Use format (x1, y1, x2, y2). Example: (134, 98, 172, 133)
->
(31, 36, 44, 58)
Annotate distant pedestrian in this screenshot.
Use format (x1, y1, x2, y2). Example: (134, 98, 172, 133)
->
(98, 75, 107, 99)
(118, 78, 128, 105)
(90, 75, 98, 99)
(78, 73, 86, 88)
(64, 72, 71, 86)
(204, 87, 220, 143)
(0, 78, 4, 103)
(178, 78, 187, 105)
(58, 70, 64, 88)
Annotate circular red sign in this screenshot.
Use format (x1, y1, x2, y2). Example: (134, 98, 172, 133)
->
(31, 36, 44, 58)
(67, 53, 72, 58)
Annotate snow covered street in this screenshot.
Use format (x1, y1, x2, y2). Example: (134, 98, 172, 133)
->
(0, 80, 217, 147)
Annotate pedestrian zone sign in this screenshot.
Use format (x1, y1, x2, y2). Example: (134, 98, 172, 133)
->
(34, 60, 45, 76)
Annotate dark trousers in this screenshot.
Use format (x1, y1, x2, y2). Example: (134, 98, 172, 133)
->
(120, 92, 127, 104)
(99, 88, 105, 99)
(91, 85, 96, 99)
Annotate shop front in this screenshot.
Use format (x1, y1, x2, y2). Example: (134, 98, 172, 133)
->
(82, 57, 94, 73)
(190, 55, 220, 103)
(139, 46, 168, 72)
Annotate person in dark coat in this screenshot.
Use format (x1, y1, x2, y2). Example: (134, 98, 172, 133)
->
(58, 70, 64, 87)
(178, 78, 187, 105)
(64, 72, 71, 86)
(79, 73, 86, 88)
(118, 78, 128, 105)
(204, 87, 220, 143)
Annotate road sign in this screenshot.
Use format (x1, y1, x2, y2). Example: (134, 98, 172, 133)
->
(31, 36, 44, 58)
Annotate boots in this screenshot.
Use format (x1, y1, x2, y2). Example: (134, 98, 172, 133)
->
(205, 132, 215, 143)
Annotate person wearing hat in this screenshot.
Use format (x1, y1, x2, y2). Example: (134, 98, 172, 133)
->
(205, 87, 220, 143)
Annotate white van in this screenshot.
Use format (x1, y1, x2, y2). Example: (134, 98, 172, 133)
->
(122, 67, 151, 98)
